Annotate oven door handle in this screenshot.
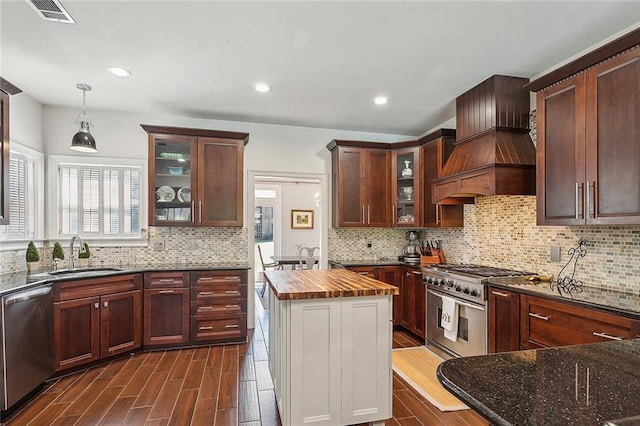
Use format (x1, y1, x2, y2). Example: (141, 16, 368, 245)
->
(427, 289, 486, 311)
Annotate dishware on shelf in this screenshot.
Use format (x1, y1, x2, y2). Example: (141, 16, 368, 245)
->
(155, 185, 176, 202)
(167, 166, 184, 175)
(177, 186, 191, 202)
(399, 186, 413, 201)
(160, 152, 185, 160)
(401, 160, 413, 178)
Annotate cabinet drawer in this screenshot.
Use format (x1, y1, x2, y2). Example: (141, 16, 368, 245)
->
(191, 299, 244, 316)
(144, 272, 189, 289)
(190, 315, 246, 341)
(54, 274, 142, 301)
(521, 295, 640, 348)
(191, 283, 246, 301)
(191, 270, 246, 286)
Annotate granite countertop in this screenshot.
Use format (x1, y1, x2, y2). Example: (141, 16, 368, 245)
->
(437, 338, 640, 426)
(329, 259, 422, 268)
(264, 268, 399, 300)
(487, 276, 640, 317)
(0, 262, 251, 296)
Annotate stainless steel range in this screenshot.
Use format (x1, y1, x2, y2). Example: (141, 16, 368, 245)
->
(422, 264, 533, 359)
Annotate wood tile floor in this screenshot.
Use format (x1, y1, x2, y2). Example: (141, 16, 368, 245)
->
(4, 291, 488, 425)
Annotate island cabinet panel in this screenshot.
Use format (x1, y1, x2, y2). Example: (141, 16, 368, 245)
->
(345, 265, 403, 325)
(330, 145, 391, 227)
(143, 272, 190, 347)
(487, 287, 520, 353)
(53, 274, 142, 371)
(189, 270, 248, 344)
(269, 290, 393, 425)
(537, 46, 640, 225)
(520, 294, 640, 349)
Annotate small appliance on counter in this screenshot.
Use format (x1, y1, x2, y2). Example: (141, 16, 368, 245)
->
(402, 230, 421, 263)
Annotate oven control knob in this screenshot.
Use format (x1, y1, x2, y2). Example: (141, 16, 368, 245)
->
(470, 289, 480, 297)
(446, 280, 455, 288)
(437, 279, 445, 286)
(455, 285, 463, 292)
(426, 277, 434, 284)
(462, 287, 471, 294)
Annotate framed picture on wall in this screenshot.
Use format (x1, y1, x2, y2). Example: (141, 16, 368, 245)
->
(291, 209, 314, 229)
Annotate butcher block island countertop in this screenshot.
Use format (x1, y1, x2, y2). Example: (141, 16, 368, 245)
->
(264, 268, 399, 300)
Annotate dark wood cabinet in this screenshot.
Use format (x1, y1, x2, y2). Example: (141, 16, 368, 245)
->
(419, 130, 465, 228)
(143, 124, 248, 227)
(329, 142, 391, 227)
(53, 274, 142, 371)
(143, 272, 190, 347)
(520, 294, 640, 349)
(487, 287, 520, 353)
(537, 46, 640, 225)
(0, 78, 21, 225)
(344, 265, 402, 323)
(401, 267, 425, 339)
(391, 146, 420, 227)
(190, 270, 248, 343)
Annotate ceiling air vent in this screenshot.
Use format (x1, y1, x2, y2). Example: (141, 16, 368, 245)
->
(25, 0, 75, 24)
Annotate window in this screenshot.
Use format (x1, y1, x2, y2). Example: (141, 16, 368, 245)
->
(51, 156, 145, 240)
(0, 142, 44, 242)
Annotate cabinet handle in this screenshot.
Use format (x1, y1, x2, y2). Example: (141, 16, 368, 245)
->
(357, 272, 370, 276)
(225, 304, 240, 309)
(392, 205, 395, 225)
(587, 181, 596, 219)
(367, 205, 370, 224)
(158, 279, 175, 283)
(362, 205, 366, 225)
(199, 306, 214, 311)
(491, 291, 510, 298)
(199, 326, 213, 330)
(224, 290, 240, 295)
(191, 200, 195, 222)
(159, 290, 175, 294)
(529, 312, 549, 321)
(199, 201, 203, 223)
(585, 367, 591, 406)
(198, 277, 214, 282)
(435, 205, 439, 224)
(592, 331, 622, 341)
(223, 277, 239, 281)
(575, 182, 584, 220)
(103, 301, 108, 307)
(411, 270, 421, 275)
(94, 302, 99, 309)
(199, 291, 214, 296)
(224, 324, 239, 329)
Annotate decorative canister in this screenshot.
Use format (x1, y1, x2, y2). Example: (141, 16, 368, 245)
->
(401, 160, 413, 178)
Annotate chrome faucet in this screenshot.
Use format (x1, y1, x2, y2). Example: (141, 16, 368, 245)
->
(69, 235, 86, 269)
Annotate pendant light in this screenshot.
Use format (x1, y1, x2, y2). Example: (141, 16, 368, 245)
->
(70, 83, 97, 152)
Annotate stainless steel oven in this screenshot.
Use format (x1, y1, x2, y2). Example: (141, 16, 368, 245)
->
(423, 264, 533, 359)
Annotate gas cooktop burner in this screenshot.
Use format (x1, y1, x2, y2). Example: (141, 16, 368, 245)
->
(433, 264, 534, 278)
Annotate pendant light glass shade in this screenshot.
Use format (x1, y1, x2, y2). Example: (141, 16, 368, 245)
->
(71, 83, 97, 152)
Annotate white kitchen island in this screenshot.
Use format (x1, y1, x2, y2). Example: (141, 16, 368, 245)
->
(264, 268, 399, 426)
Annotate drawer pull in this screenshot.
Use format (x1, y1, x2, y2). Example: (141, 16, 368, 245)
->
(225, 304, 239, 309)
(411, 270, 422, 275)
(224, 277, 239, 281)
(199, 291, 214, 296)
(492, 291, 510, 298)
(357, 272, 369, 275)
(199, 306, 214, 311)
(225, 324, 239, 329)
(592, 331, 622, 341)
(198, 277, 214, 282)
(159, 290, 174, 294)
(529, 312, 549, 321)
(158, 279, 175, 283)
(199, 326, 213, 330)
(224, 291, 240, 295)
(94, 302, 99, 309)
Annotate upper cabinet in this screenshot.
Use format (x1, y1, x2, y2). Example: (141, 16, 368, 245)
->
(142, 124, 248, 227)
(534, 43, 640, 225)
(0, 77, 22, 226)
(328, 141, 391, 227)
(391, 145, 420, 227)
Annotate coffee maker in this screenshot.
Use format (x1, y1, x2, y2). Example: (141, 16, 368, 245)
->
(403, 230, 421, 263)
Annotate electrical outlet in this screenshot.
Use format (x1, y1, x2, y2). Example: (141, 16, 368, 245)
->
(153, 241, 164, 251)
(551, 246, 561, 262)
(366, 242, 372, 248)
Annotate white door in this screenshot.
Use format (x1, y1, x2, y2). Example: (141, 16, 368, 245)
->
(254, 186, 281, 283)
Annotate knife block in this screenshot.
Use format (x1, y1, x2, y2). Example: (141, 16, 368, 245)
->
(420, 255, 440, 265)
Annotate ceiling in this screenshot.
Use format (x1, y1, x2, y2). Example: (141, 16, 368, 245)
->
(1, 1, 639, 137)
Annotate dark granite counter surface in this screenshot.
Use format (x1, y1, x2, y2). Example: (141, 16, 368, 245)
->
(0, 262, 251, 296)
(437, 338, 640, 426)
(487, 276, 640, 317)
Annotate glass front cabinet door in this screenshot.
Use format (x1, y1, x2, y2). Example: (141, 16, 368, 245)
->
(392, 147, 420, 227)
(149, 135, 196, 225)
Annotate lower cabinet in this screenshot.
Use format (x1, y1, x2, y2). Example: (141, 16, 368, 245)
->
(487, 287, 520, 353)
(190, 270, 248, 343)
(53, 274, 142, 371)
(143, 272, 190, 346)
(401, 267, 426, 339)
(269, 291, 392, 425)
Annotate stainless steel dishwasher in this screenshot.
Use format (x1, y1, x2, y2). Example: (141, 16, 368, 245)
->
(1, 285, 54, 411)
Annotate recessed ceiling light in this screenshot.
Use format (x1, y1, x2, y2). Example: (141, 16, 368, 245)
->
(254, 82, 272, 93)
(374, 96, 388, 105)
(106, 66, 132, 78)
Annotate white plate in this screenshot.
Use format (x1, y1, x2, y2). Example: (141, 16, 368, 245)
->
(156, 185, 175, 202)
(177, 186, 191, 202)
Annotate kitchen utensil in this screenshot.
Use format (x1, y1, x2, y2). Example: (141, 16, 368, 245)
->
(177, 186, 191, 202)
(155, 185, 175, 202)
(167, 166, 184, 175)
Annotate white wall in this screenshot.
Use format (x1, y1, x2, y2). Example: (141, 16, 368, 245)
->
(9, 92, 43, 151)
(280, 182, 321, 253)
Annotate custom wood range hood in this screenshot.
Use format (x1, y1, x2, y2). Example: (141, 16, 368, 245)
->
(432, 75, 536, 203)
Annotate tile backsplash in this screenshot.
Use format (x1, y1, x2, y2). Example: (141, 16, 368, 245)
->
(328, 196, 640, 294)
